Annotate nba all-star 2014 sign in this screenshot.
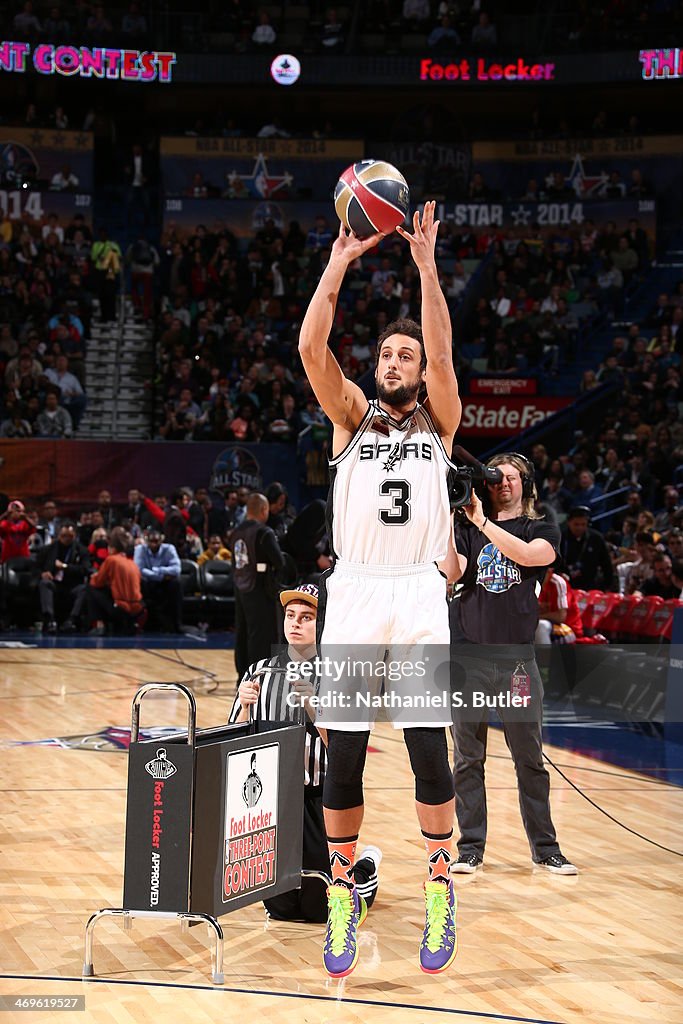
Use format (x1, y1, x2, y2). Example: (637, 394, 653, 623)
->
(0, 40, 176, 81)
(223, 745, 279, 903)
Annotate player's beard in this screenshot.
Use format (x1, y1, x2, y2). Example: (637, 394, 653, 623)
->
(376, 374, 422, 408)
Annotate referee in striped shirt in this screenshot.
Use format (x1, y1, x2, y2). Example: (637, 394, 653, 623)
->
(229, 583, 381, 923)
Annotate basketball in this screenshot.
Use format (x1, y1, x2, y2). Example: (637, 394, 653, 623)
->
(334, 159, 410, 237)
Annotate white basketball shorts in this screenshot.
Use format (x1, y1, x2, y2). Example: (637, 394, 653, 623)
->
(316, 560, 451, 730)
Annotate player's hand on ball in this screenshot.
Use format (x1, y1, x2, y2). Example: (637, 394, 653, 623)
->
(331, 220, 384, 264)
(463, 490, 486, 530)
(396, 199, 439, 270)
(238, 679, 261, 706)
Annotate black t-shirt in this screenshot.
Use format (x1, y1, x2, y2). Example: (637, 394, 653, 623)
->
(454, 516, 560, 644)
(640, 577, 682, 600)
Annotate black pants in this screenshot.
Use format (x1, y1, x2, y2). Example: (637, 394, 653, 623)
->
(264, 791, 377, 923)
(141, 577, 183, 632)
(87, 586, 137, 635)
(68, 582, 88, 625)
(0, 557, 34, 623)
(96, 269, 118, 322)
(234, 587, 281, 681)
(451, 649, 561, 864)
(39, 578, 81, 621)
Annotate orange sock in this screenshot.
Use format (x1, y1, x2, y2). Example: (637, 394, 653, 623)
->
(422, 829, 452, 884)
(327, 834, 358, 890)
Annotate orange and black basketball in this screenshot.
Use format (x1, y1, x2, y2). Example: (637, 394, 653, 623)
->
(334, 159, 410, 237)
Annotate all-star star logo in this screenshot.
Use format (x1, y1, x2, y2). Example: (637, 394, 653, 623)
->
(428, 847, 451, 878)
(226, 153, 293, 200)
(564, 153, 608, 198)
(510, 205, 531, 226)
(330, 850, 351, 869)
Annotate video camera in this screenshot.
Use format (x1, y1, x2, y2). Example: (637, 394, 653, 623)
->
(447, 445, 502, 509)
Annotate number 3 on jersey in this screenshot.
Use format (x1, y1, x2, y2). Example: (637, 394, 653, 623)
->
(378, 479, 411, 525)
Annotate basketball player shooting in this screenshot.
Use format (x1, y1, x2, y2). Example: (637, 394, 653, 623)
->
(298, 201, 462, 976)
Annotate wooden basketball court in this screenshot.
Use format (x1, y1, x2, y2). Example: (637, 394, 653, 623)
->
(1, 645, 681, 1024)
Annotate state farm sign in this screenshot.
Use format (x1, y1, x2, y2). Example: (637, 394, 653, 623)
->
(459, 397, 571, 437)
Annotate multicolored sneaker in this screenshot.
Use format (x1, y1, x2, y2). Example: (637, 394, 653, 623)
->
(323, 884, 367, 978)
(419, 879, 457, 974)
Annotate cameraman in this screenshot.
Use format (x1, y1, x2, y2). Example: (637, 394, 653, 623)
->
(445, 453, 577, 875)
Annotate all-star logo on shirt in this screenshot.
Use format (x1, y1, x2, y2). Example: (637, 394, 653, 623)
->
(476, 542, 522, 593)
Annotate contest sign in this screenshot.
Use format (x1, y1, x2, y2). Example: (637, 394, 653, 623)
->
(223, 745, 279, 904)
(0, 40, 175, 81)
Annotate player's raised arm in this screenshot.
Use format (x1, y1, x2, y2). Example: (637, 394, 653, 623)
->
(397, 201, 461, 441)
(298, 223, 383, 431)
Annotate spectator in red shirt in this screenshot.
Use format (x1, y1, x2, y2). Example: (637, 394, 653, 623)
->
(88, 527, 110, 571)
(536, 562, 584, 644)
(0, 500, 36, 563)
(0, 499, 37, 629)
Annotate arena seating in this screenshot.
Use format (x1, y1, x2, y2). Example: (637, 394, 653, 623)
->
(1, 556, 236, 630)
(179, 558, 235, 627)
(575, 589, 681, 641)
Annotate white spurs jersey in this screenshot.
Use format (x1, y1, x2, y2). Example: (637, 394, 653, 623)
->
(327, 400, 454, 567)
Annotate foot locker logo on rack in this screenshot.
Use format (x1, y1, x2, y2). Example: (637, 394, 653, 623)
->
(223, 744, 279, 903)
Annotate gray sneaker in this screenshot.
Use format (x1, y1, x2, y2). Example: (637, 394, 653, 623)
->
(539, 853, 578, 875)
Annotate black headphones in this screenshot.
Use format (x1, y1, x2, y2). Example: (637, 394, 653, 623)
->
(488, 452, 536, 500)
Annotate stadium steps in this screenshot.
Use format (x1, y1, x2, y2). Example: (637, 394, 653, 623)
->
(77, 298, 155, 440)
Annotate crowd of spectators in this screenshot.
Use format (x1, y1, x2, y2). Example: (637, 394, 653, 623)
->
(524, 277, 683, 603)
(5, 0, 681, 76)
(154, 213, 432, 442)
(458, 209, 650, 377)
(0, 210, 101, 438)
(0, 480, 328, 634)
(468, 166, 654, 204)
(152, 190, 659, 436)
(8, 0, 149, 47)
(1, 446, 679, 639)
(8, 0, 674, 61)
